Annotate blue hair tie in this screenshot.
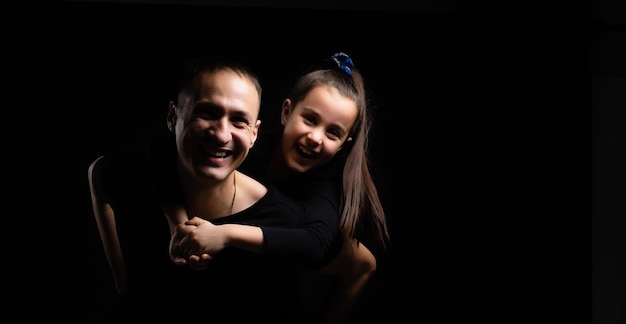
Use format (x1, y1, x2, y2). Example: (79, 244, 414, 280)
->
(330, 52, 354, 76)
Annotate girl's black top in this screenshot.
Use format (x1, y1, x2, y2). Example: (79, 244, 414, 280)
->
(240, 129, 344, 269)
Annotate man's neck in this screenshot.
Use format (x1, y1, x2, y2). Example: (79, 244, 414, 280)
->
(180, 171, 238, 220)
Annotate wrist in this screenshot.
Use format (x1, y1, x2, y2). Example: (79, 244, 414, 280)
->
(219, 224, 237, 247)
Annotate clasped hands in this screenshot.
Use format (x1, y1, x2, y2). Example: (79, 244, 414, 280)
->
(169, 216, 227, 271)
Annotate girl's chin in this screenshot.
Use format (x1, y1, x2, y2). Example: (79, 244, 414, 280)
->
(287, 160, 311, 173)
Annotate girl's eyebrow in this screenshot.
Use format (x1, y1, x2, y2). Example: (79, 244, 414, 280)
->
(301, 107, 349, 134)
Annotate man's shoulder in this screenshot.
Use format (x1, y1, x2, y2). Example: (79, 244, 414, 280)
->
(89, 142, 158, 204)
(91, 147, 148, 178)
(93, 133, 176, 177)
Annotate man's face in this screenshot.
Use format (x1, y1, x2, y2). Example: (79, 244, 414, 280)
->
(172, 69, 261, 183)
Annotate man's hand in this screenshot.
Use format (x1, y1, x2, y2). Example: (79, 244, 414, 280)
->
(169, 223, 197, 266)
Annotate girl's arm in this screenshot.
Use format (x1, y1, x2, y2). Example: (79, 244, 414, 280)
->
(165, 181, 341, 268)
(163, 205, 268, 268)
(316, 238, 377, 324)
(181, 217, 266, 255)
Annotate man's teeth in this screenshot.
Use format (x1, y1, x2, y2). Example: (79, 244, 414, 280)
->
(203, 147, 228, 158)
(213, 151, 227, 158)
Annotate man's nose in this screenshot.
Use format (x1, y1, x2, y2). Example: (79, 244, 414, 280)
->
(207, 118, 232, 144)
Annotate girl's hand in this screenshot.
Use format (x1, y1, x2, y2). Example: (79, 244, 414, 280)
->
(178, 217, 228, 271)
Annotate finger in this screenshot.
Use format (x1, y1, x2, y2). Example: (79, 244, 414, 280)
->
(184, 217, 204, 226)
(178, 236, 191, 256)
(169, 235, 185, 264)
(188, 255, 208, 271)
(170, 246, 184, 264)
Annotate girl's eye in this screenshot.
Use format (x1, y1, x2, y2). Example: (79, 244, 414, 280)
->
(327, 129, 340, 139)
(303, 115, 316, 124)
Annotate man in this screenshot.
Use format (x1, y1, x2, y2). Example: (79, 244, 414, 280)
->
(89, 57, 309, 323)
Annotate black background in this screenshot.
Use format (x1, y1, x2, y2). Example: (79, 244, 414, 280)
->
(1, 1, 590, 323)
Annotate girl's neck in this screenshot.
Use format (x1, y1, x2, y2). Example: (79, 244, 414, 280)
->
(266, 143, 293, 183)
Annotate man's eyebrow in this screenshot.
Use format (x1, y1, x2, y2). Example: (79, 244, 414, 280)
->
(193, 102, 218, 109)
(231, 109, 254, 121)
(192, 101, 254, 120)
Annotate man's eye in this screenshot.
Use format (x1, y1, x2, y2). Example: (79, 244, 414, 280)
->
(194, 104, 222, 119)
(232, 118, 249, 126)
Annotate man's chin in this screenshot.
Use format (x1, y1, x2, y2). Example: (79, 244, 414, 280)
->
(194, 166, 231, 182)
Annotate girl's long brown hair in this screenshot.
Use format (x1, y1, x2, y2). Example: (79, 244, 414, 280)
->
(288, 54, 390, 249)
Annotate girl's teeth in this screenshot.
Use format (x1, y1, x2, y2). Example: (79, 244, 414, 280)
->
(299, 146, 312, 155)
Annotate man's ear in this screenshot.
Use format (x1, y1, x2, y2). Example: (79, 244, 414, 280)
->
(281, 99, 292, 126)
(250, 119, 262, 148)
(167, 101, 177, 132)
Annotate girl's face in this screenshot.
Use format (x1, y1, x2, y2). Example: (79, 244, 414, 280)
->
(280, 85, 358, 173)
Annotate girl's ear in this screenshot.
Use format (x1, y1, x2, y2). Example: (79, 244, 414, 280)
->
(167, 101, 177, 132)
(281, 99, 292, 126)
(337, 136, 353, 151)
